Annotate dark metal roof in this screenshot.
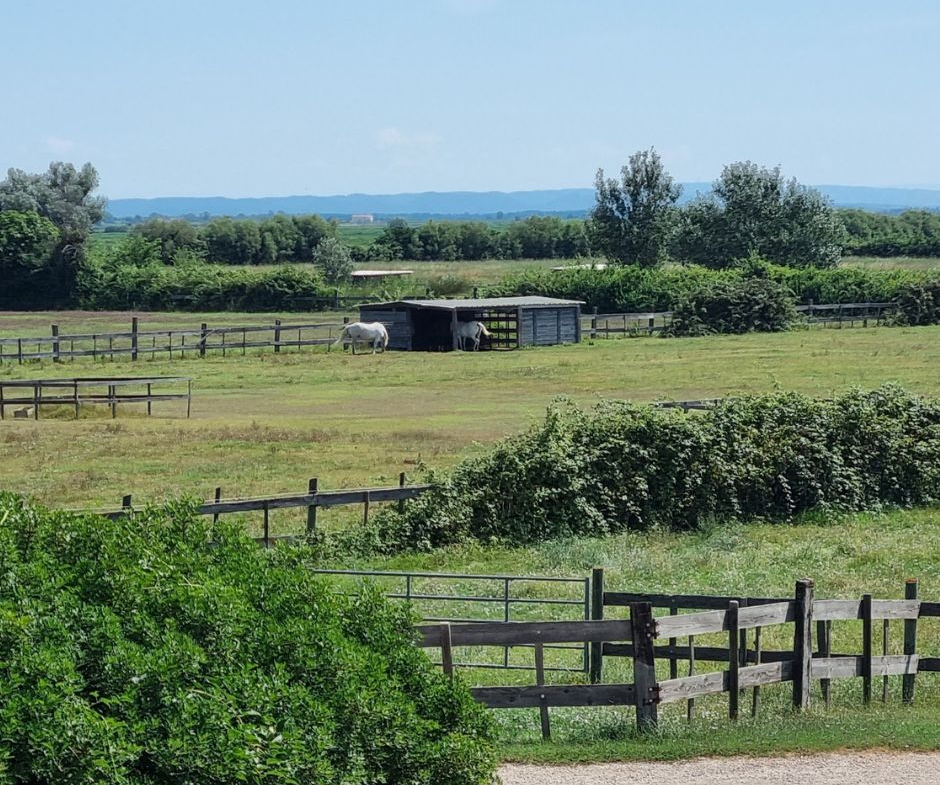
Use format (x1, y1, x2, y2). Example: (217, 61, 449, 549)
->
(360, 296, 584, 310)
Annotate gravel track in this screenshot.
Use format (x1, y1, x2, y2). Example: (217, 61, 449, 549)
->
(500, 750, 940, 784)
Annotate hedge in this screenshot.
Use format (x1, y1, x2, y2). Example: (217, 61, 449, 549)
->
(360, 386, 940, 552)
(0, 497, 495, 784)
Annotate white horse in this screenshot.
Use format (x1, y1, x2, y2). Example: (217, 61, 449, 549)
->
(452, 320, 491, 351)
(334, 322, 389, 354)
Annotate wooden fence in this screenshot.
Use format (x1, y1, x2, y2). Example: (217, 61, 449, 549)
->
(582, 300, 897, 338)
(0, 318, 350, 364)
(68, 475, 432, 546)
(417, 575, 936, 739)
(0, 376, 191, 419)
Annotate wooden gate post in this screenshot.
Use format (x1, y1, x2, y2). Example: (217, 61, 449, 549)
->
(630, 601, 659, 731)
(131, 317, 139, 361)
(200, 324, 208, 358)
(51, 324, 60, 363)
(274, 319, 282, 353)
(903, 579, 919, 703)
(306, 478, 318, 536)
(589, 567, 605, 683)
(792, 578, 815, 710)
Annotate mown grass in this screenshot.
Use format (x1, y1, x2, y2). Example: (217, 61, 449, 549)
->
(840, 255, 940, 271)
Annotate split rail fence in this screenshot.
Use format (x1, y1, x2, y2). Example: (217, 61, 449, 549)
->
(0, 376, 191, 419)
(583, 300, 897, 338)
(414, 574, 938, 739)
(68, 475, 431, 546)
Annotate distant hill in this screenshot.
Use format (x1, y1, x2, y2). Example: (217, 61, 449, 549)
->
(105, 184, 940, 220)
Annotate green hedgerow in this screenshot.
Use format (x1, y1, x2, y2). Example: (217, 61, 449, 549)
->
(0, 497, 496, 785)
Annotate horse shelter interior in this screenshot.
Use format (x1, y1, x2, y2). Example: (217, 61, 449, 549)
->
(358, 296, 584, 351)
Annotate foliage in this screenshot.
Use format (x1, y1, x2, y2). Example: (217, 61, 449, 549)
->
(0, 496, 495, 784)
(78, 259, 330, 311)
(590, 148, 681, 267)
(131, 218, 205, 264)
(841, 209, 940, 257)
(314, 237, 354, 283)
(359, 386, 940, 552)
(0, 161, 106, 303)
(894, 280, 940, 325)
(486, 261, 940, 313)
(665, 276, 798, 336)
(0, 210, 60, 306)
(675, 162, 845, 269)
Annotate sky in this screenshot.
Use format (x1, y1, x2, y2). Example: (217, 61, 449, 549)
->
(2, 0, 939, 199)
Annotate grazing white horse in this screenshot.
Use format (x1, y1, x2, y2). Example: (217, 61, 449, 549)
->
(452, 320, 492, 351)
(334, 322, 389, 354)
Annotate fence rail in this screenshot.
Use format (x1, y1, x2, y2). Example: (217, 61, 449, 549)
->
(0, 376, 191, 419)
(582, 300, 898, 338)
(68, 475, 432, 546)
(415, 573, 937, 739)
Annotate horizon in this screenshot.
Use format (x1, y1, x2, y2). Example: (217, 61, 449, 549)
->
(4, 1, 939, 199)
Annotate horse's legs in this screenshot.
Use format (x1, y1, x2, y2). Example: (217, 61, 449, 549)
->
(351, 341, 357, 355)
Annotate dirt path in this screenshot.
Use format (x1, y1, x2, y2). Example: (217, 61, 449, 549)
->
(500, 750, 940, 785)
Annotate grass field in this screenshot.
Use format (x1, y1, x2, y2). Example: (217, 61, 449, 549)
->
(4, 313, 940, 759)
(841, 255, 940, 271)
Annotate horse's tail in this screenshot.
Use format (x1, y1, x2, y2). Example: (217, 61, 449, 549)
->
(333, 325, 350, 347)
(382, 327, 389, 349)
(479, 323, 492, 337)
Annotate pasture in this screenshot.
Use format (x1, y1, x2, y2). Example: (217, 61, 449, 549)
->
(4, 312, 940, 759)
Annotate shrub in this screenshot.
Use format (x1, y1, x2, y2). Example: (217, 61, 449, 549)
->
(665, 277, 798, 336)
(361, 386, 940, 552)
(0, 496, 496, 784)
(894, 281, 940, 325)
(313, 237, 354, 283)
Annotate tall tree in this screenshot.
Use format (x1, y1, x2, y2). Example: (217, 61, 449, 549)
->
(0, 162, 105, 300)
(590, 148, 681, 267)
(676, 162, 845, 268)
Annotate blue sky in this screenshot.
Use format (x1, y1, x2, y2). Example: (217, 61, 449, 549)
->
(3, 0, 938, 198)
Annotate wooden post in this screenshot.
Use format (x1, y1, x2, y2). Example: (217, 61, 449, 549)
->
(363, 491, 370, 525)
(451, 309, 459, 351)
(0, 382, 4, 420)
(33, 383, 39, 420)
(751, 626, 763, 717)
(589, 567, 604, 683)
(630, 602, 658, 731)
(728, 600, 740, 720)
(862, 593, 873, 704)
(306, 478, 318, 536)
(440, 623, 454, 678)
(534, 642, 550, 741)
(262, 501, 270, 549)
(668, 601, 678, 680)
(198, 323, 207, 358)
(687, 635, 696, 721)
(131, 317, 139, 361)
(274, 319, 282, 353)
(122, 494, 132, 513)
(903, 579, 918, 704)
(109, 384, 117, 419)
(792, 578, 814, 710)
(591, 306, 598, 339)
(472, 286, 479, 299)
(882, 619, 890, 703)
(51, 324, 60, 363)
(17, 338, 23, 364)
(213, 487, 222, 524)
(398, 472, 407, 514)
(818, 619, 832, 708)
(73, 381, 80, 419)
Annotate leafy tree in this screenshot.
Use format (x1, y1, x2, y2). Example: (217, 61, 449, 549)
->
(314, 237, 354, 283)
(0, 161, 106, 301)
(590, 148, 681, 267)
(201, 217, 262, 264)
(676, 162, 844, 268)
(0, 210, 59, 304)
(370, 218, 417, 260)
(292, 214, 335, 259)
(131, 218, 204, 264)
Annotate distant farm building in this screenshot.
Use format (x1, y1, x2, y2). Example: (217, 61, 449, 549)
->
(358, 296, 583, 351)
(551, 262, 608, 271)
(349, 214, 375, 224)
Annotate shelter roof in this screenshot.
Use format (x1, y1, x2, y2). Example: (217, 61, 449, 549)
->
(361, 296, 584, 310)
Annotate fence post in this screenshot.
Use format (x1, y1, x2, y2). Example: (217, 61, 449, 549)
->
(817, 619, 832, 708)
(212, 486, 222, 524)
(534, 643, 550, 741)
(862, 593, 873, 703)
(792, 578, 814, 710)
(121, 494, 132, 514)
(589, 567, 604, 683)
(398, 472, 407, 514)
(274, 319, 282, 353)
(131, 317, 139, 361)
(903, 579, 919, 704)
(591, 306, 598, 339)
(728, 600, 740, 720)
(51, 324, 60, 363)
(306, 478, 318, 536)
(440, 623, 454, 678)
(630, 601, 658, 731)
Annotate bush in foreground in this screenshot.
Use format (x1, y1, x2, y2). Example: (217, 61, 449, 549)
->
(362, 386, 940, 552)
(665, 276, 797, 335)
(0, 497, 495, 784)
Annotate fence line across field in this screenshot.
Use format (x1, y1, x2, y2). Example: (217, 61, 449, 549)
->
(0, 376, 191, 419)
(415, 575, 938, 740)
(65, 475, 432, 545)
